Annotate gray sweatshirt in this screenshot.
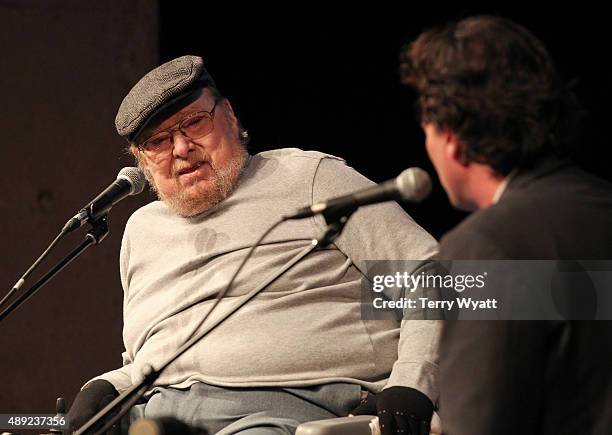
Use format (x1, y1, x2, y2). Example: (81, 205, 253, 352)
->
(88, 148, 441, 404)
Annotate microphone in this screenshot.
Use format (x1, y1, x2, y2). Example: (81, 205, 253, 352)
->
(286, 167, 432, 220)
(62, 167, 146, 233)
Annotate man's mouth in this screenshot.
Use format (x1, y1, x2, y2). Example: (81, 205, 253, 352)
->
(177, 161, 205, 176)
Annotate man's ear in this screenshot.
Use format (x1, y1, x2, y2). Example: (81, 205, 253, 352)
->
(130, 145, 147, 169)
(222, 99, 237, 122)
(130, 146, 139, 159)
(445, 132, 469, 167)
(221, 99, 241, 137)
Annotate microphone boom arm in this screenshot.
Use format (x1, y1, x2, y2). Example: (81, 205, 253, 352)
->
(0, 216, 109, 324)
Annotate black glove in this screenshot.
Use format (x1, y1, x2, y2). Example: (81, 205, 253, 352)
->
(351, 386, 434, 435)
(67, 379, 119, 433)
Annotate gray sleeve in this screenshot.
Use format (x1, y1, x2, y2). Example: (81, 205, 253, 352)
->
(82, 226, 134, 393)
(311, 156, 442, 404)
(385, 320, 441, 405)
(310, 156, 438, 265)
(82, 351, 134, 393)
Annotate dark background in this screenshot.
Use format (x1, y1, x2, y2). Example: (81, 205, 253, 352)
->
(0, 0, 609, 416)
(158, 5, 611, 238)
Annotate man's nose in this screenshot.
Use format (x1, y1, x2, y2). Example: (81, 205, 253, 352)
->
(171, 132, 195, 158)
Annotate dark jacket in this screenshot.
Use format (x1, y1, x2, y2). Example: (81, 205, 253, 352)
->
(436, 159, 612, 435)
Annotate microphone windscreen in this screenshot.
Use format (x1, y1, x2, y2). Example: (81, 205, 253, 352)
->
(118, 166, 146, 195)
(396, 167, 432, 202)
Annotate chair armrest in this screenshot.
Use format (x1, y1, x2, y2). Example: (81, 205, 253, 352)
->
(296, 412, 442, 435)
(296, 415, 377, 435)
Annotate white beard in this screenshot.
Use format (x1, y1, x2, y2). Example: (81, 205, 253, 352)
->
(143, 146, 249, 217)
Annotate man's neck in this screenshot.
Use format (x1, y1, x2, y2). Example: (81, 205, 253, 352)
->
(467, 164, 505, 210)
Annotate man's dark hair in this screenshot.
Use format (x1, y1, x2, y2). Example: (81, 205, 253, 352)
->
(400, 16, 583, 176)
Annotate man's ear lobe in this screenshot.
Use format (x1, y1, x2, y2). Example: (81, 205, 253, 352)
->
(445, 133, 470, 167)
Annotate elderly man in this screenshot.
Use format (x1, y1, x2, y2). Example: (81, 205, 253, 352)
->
(67, 56, 440, 435)
(401, 16, 612, 434)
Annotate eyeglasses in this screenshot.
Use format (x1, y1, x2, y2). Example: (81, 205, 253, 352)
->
(137, 98, 221, 159)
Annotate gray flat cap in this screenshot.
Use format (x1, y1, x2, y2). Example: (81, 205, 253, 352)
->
(115, 55, 215, 141)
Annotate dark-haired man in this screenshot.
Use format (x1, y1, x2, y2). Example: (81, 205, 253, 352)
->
(401, 16, 612, 434)
(67, 55, 441, 435)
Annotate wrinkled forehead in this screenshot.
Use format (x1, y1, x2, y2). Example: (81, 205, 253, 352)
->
(135, 86, 216, 142)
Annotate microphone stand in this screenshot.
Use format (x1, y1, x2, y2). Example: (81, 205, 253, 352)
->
(317, 204, 358, 247)
(0, 216, 109, 324)
(77, 208, 361, 435)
